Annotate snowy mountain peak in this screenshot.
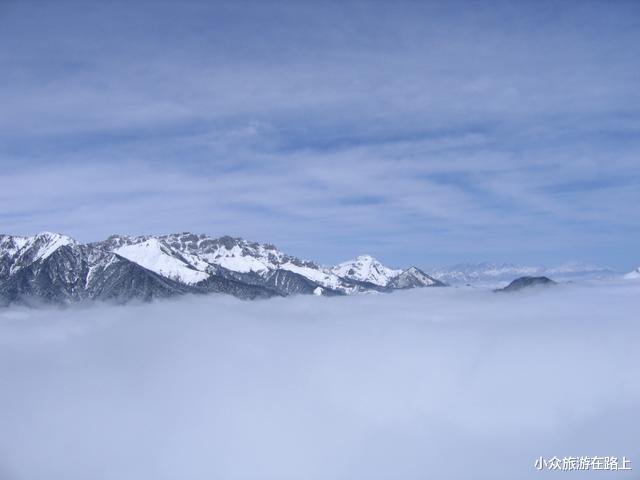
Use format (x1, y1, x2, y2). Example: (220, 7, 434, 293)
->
(35, 231, 71, 240)
(624, 267, 640, 280)
(331, 255, 402, 287)
(31, 232, 76, 259)
(2, 232, 77, 275)
(388, 266, 445, 289)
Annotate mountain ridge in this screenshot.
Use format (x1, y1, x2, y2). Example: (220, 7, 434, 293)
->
(0, 232, 444, 306)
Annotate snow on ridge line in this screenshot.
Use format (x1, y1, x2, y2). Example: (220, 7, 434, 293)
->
(199, 245, 272, 274)
(34, 233, 77, 261)
(332, 255, 402, 287)
(109, 236, 347, 290)
(280, 262, 344, 290)
(114, 239, 209, 285)
(624, 268, 640, 280)
(404, 266, 439, 285)
(110, 237, 405, 290)
(4, 232, 78, 263)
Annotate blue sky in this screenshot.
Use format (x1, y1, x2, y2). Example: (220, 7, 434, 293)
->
(1, 1, 639, 270)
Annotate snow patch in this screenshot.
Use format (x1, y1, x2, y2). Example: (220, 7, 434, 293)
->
(200, 245, 271, 273)
(280, 262, 343, 290)
(115, 239, 209, 285)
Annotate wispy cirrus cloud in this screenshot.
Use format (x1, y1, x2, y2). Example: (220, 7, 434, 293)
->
(1, 1, 639, 269)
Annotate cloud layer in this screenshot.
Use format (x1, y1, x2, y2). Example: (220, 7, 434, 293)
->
(1, 281, 639, 479)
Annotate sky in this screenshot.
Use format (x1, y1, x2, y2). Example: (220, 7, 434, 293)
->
(1, 282, 639, 479)
(1, 1, 639, 270)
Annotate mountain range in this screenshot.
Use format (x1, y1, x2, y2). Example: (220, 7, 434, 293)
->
(0, 232, 444, 306)
(428, 261, 617, 286)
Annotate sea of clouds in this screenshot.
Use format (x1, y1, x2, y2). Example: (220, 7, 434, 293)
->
(0, 281, 639, 480)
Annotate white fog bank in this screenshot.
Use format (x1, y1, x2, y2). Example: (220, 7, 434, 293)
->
(1, 282, 639, 479)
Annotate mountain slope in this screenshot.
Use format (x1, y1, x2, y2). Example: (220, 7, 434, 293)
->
(388, 267, 445, 289)
(114, 239, 209, 285)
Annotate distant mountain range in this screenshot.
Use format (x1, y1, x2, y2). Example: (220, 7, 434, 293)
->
(1, 232, 632, 306)
(428, 261, 618, 286)
(0, 232, 444, 306)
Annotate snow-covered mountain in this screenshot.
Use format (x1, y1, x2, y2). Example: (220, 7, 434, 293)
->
(331, 255, 402, 287)
(624, 267, 640, 280)
(0, 232, 77, 277)
(429, 262, 616, 286)
(388, 266, 444, 289)
(0, 232, 444, 306)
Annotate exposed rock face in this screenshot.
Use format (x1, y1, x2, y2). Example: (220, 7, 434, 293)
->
(495, 276, 557, 293)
